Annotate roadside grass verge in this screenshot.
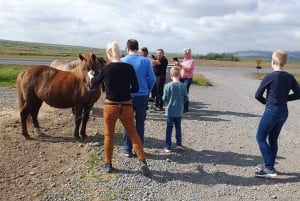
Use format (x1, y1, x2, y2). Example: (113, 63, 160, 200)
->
(1, 64, 213, 88)
(0, 64, 26, 87)
(192, 73, 213, 86)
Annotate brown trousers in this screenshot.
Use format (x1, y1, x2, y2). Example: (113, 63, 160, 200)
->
(103, 99, 146, 163)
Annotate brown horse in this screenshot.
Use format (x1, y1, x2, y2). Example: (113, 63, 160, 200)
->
(16, 53, 105, 141)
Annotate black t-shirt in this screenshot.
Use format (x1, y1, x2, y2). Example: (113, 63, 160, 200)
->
(153, 56, 168, 76)
(91, 62, 139, 102)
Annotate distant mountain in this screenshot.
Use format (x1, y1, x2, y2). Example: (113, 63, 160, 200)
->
(233, 50, 300, 61)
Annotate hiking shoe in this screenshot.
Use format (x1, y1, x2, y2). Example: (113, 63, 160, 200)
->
(176, 145, 184, 149)
(148, 98, 154, 102)
(140, 161, 150, 177)
(255, 164, 276, 172)
(164, 148, 171, 153)
(255, 164, 265, 171)
(154, 107, 164, 111)
(255, 168, 277, 178)
(124, 152, 133, 158)
(124, 151, 137, 158)
(102, 163, 114, 173)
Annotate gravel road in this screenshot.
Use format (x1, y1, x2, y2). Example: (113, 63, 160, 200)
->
(107, 67, 300, 201)
(1, 66, 300, 201)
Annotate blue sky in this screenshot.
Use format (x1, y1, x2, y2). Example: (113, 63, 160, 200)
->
(0, 0, 300, 54)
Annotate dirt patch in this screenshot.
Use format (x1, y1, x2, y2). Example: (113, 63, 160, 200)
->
(0, 87, 106, 200)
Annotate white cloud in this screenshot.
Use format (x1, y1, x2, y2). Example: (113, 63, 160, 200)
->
(0, 0, 300, 54)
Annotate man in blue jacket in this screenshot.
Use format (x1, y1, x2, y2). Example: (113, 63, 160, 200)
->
(122, 39, 156, 157)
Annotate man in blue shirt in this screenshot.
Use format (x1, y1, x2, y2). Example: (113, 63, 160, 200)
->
(122, 39, 156, 157)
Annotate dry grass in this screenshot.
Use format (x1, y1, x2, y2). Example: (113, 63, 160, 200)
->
(192, 59, 300, 69)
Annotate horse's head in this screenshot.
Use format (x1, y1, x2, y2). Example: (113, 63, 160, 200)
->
(79, 53, 97, 71)
(78, 53, 106, 74)
(78, 53, 106, 91)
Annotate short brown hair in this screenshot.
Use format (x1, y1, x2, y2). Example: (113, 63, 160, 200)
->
(126, 39, 139, 51)
(141, 47, 148, 54)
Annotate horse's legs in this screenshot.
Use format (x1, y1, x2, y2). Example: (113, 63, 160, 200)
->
(20, 107, 31, 140)
(73, 106, 83, 140)
(80, 105, 93, 141)
(31, 101, 44, 136)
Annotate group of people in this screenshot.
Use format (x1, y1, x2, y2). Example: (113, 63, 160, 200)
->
(88, 39, 194, 177)
(89, 39, 300, 179)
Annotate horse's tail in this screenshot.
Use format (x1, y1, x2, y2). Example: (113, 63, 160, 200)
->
(16, 71, 25, 111)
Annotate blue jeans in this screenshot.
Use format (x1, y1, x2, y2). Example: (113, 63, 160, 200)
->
(256, 106, 288, 170)
(180, 78, 192, 112)
(123, 95, 148, 154)
(165, 116, 182, 149)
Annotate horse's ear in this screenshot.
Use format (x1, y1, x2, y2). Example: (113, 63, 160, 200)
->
(79, 54, 84, 61)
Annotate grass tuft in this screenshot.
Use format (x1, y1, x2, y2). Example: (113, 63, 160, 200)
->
(192, 73, 213, 86)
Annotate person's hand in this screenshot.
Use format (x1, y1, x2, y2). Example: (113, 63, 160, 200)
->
(88, 70, 95, 79)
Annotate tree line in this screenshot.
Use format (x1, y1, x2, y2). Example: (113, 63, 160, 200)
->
(177, 52, 240, 61)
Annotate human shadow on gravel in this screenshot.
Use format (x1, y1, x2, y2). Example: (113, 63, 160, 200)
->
(149, 165, 300, 186)
(183, 101, 261, 121)
(146, 147, 299, 186)
(146, 101, 260, 122)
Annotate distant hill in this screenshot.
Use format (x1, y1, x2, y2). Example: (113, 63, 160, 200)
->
(233, 50, 300, 61)
(0, 39, 106, 59)
(2, 39, 300, 61)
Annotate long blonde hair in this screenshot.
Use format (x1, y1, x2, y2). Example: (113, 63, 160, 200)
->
(106, 41, 121, 58)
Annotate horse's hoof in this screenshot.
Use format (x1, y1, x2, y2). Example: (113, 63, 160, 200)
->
(74, 136, 81, 141)
(81, 135, 87, 142)
(23, 135, 33, 140)
(38, 133, 47, 137)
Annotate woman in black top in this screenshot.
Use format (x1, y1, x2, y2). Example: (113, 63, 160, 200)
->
(89, 41, 150, 176)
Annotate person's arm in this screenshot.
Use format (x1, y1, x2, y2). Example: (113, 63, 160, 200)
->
(161, 57, 168, 67)
(288, 77, 300, 101)
(152, 58, 161, 66)
(130, 67, 139, 93)
(147, 60, 156, 92)
(255, 77, 269, 104)
(181, 59, 194, 72)
(90, 69, 104, 89)
(162, 84, 169, 103)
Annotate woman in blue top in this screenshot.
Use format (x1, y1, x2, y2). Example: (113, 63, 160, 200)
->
(163, 66, 188, 152)
(254, 50, 300, 178)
